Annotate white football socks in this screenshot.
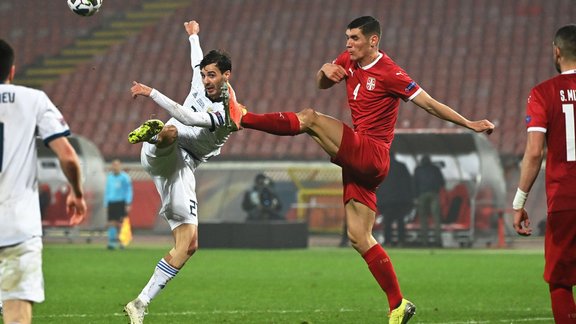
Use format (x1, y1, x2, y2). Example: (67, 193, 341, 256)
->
(138, 258, 179, 306)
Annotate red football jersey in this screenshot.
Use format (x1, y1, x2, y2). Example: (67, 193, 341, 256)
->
(333, 50, 421, 145)
(526, 71, 576, 212)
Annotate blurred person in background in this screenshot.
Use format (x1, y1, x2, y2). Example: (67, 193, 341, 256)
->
(242, 173, 283, 221)
(0, 39, 85, 324)
(104, 158, 133, 250)
(413, 155, 445, 247)
(512, 24, 576, 323)
(376, 150, 413, 247)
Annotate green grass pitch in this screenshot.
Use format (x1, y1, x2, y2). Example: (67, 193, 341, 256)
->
(29, 244, 553, 323)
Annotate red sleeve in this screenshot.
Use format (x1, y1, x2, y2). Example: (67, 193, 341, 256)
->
(526, 86, 547, 130)
(332, 51, 350, 69)
(384, 67, 420, 101)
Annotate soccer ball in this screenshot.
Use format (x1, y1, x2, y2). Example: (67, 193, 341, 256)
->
(67, 0, 102, 17)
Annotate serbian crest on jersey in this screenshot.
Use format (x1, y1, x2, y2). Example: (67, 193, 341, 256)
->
(366, 77, 376, 91)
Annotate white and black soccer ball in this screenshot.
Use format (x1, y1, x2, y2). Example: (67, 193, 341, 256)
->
(67, 0, 103, 17)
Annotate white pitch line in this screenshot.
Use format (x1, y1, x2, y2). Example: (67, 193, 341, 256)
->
(34, 309, 553, 323)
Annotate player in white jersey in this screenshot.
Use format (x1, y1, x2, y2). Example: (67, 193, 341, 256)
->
(0, 39, 86, 324)
(123, 20, 243, 324)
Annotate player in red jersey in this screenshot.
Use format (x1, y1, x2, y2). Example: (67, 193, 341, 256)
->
(513, 24, 576, 323)
(239, 16, 494, 323)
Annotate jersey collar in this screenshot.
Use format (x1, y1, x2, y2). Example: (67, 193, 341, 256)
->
(358, 52, 383, 70)
(561, 69, 576, 75)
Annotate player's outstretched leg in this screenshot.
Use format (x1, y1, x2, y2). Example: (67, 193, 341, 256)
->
(388, 298, 416, 324)
(128, 119, 165, 144)
(221, 82, 245, 131)
(124, 298, 147, 324)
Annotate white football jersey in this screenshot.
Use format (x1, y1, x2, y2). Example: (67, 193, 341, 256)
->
(0, 84, 70, 246)
(166, 34, 231, 162)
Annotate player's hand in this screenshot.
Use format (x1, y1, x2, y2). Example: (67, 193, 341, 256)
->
(131, 81, 152, 98)
(468, 119, 495, 135)
(184, 20, 200, 36)
(512, 208, 532, 236)
(66, 192, 87, 226)
(321, 63, 347, 83)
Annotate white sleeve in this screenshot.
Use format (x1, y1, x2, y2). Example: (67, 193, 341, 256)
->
(189, 34, 203, 92)
(36, 90, 70, 141)
(150, 89, 207, 127)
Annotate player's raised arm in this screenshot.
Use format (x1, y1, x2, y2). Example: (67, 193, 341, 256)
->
(411, 90, 495, 134)
(184, 20, 201, 67)
(185, 20, 204, 91)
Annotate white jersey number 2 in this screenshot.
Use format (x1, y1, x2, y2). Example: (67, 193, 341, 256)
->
(563, 104, 576, 161)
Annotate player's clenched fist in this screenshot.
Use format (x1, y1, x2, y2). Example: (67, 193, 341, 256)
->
(321, 63, 348, 83)
(184, 20, 200, 36)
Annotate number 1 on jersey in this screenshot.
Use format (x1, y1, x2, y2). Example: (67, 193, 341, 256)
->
(563, 104, 576, 161)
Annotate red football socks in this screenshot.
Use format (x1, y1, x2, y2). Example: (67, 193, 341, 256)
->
(241, 112, 301, 135)
(363, 244, 403, 311)
(550, 283, 576, 323)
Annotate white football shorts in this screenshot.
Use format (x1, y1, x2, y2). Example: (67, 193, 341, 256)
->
(0, 236, 44, 303)
(141, 142, 199, 229)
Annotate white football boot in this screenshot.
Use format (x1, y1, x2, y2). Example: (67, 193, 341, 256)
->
(124, 298, 147, 324)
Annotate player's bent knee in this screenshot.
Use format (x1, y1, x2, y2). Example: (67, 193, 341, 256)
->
(347, 231, 360, 245)
(297, 107, 319, 128)
(162, 125, 178, 138)
(157, 125, 178, 148)
(347, 231, 371, 252)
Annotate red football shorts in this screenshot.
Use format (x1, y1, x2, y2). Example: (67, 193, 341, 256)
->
(330, 125, 390, 211)
(544, 210, 576, 285)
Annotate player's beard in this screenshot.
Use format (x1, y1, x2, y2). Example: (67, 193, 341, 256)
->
(204, 83, 219, 101)
(555, 58, 561, 74)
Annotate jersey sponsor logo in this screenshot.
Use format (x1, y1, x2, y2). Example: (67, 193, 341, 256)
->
(404, 81, 416, 93)
(196, 98, 205, 109)
(525, 115, 532, 124)
(366, 77, 376, 91)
